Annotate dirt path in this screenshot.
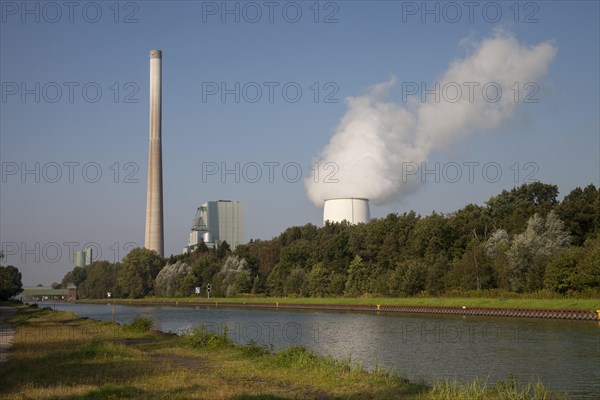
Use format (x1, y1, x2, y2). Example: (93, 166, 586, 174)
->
(122, 338, 206, 371)
(0, 304, 16, 364)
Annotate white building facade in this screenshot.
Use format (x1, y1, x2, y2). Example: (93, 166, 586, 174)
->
(185, 200, 244, 252)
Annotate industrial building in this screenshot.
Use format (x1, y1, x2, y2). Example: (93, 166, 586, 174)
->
(73, 248, 92, 268)
(185, 200, 244, 252)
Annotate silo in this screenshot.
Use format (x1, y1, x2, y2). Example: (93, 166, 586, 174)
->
(323, 198, 370, 225)
(201, 231, 213, 243)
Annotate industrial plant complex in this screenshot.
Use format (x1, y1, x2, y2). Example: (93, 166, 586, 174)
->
(184, 200, 244, 252)
(142, 51, 368, 258)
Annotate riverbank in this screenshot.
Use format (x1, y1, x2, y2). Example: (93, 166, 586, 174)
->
(0, 304, 559, 399)
(79, 297, 600, 321)
(0, 304, 16, 364)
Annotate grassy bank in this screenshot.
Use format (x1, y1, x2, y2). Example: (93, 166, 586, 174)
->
(0, 303, 562, 399)
(82, 296, 600, 311)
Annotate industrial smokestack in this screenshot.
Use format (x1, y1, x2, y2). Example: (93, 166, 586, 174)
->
(323, 198, 370, 225)
(144, 49, 164, 256)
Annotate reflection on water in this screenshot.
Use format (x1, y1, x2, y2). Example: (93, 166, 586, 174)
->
(47, 302, 599, 399)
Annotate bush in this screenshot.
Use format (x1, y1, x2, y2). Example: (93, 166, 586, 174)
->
(183, 325, 233, 349)
(273, 345, 361, 372)
(274, 346, 317, 367)
(123, 315, 153, 332)
(241, 340, 272, 357)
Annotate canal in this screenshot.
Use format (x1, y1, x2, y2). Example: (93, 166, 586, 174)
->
(48, 302, 599, 398)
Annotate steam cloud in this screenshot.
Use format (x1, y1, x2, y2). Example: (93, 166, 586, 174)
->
(305, 33, 556, 206)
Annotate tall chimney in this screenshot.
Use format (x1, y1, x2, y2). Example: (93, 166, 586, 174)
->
(144, 50, 164, 256)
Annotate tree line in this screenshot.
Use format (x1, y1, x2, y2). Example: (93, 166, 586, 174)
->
(60, 182, 600, 299)
(0, 251, 23, 301)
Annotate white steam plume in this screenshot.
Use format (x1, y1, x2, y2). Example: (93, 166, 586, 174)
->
(305, 33, 556, 206)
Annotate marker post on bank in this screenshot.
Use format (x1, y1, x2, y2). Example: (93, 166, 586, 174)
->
(107, 292, 114, 324)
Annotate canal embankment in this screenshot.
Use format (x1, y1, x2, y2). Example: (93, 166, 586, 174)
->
(0, 304, 16, 364)
(0, 304, 563, 400)
(81, 298, 600, 321)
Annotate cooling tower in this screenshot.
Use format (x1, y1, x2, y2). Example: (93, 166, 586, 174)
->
(323, 198, 370, 225)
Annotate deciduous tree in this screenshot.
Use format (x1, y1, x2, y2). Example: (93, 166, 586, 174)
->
(0, 265, 23, 300)
(507, 211, 570, 292)
(155, 261, 194, 297)
(118, 248, 164, 298)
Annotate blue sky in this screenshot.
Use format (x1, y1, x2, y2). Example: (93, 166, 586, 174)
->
(1, 1, 598, 285)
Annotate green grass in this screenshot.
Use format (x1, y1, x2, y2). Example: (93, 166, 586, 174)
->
(86, 296, 600, 311)
(422, 376, 556, 400)
(0, 304, 566, 399)
(78, 384, 142, 400)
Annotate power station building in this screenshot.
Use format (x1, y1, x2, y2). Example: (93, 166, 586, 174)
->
(73, 248, 93, 268)
(185, 200, 244, 252)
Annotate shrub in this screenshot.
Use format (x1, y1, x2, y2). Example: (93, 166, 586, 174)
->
(183, 325, 233, 349)
(241, 340, 272, 357)
(123, 315, 153, 332)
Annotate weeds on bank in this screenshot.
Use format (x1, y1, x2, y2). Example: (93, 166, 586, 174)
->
(426, 375, 558, 400)
(122, 315, 154, 333)
(182, 325, 235, 349)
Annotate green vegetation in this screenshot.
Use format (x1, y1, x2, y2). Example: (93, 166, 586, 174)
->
(0, 266, 23, 302)
(0, 251, 24, 301)
(0, 304, 564, 399)
(425, 377, 552, 400)
(61, 183, 600, 301)
(91, 296, 599, 311)
(123, 315, 154, 333)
